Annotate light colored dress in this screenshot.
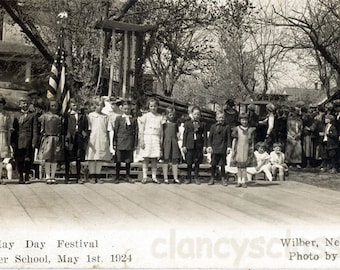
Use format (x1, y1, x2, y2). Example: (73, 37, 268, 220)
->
(0, 112, 10, 158)
(247, 151, 273, 181)
(86, 111, 112, 161)
(231, 126, 257, 168)
(285, 115, 303, 164)
(270, 151, 288, 171)
(140, 112, 163, 158)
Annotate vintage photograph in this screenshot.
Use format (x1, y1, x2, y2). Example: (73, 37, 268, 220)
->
(0, 0, 340, 268)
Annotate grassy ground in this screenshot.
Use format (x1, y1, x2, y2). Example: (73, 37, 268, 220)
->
(288, 168, 340, 192)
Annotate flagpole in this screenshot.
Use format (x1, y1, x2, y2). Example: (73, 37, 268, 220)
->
(47, 12, 67, 100)
(47, 11, 70, 116)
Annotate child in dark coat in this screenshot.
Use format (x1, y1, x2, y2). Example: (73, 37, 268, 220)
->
(207, 112, 231, 186)
(11, 96, 39, 184)
(182, 106, 207, 185)
(162, 107, 181, 184)
(64, 99, 89, 184)
(113, 100, 138, 183)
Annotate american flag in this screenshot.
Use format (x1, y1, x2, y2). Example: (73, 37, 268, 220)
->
(48, 14, 69, 114)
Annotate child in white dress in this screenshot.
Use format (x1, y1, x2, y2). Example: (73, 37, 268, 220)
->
(86, 98, 114, 184)
(270, 142, 288, 181)
(0, 96, 11, 184)
(247, 142, 273, 181)
(139, 98, 163, 184)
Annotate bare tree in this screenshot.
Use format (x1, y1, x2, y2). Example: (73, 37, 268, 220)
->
(213, 0, 258, 98)
(272, 0, 340, 97)
(250, 2, 289, 94)
(126, 0, 216, 97)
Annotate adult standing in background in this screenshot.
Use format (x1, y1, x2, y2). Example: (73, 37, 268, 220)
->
(248, 103, 260, 143)
(310, 106, 326, 168)
(27, 89, 40, 113)
(285, 106, 303, 169)
(259, 103, 276, 149)
(334, 102, 340, 171)
(223, 99, 239, 128)
(0, 96, 12, 185)
(301, 106, 314, 168)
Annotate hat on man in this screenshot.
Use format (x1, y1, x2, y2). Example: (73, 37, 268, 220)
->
(248, 103, 256, 111)
(225, 99, 235, 107)
(19, 95, 30, 103)
(325, 114, 335, 122)
(27, 89, 39, 97)
(112, 97, 124, 106)
(266, 103, 275, 112)
(0, 95, 6, 105)
(325, 102, 334, 110)
(238, 112, 249, 120)
(295, 101, 305, 108)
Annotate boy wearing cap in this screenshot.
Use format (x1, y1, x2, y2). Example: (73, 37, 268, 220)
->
(11, 96, 39, 184)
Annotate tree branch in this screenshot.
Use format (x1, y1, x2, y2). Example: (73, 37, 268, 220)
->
(0, 0, 53, 63)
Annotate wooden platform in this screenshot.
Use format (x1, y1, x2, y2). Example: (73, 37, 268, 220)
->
(0, 175, 340, 231)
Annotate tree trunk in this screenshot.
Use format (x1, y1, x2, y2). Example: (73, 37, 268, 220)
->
(0, 0, 53, 63)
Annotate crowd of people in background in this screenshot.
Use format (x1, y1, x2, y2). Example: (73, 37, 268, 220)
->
(0, 89, 339, 187)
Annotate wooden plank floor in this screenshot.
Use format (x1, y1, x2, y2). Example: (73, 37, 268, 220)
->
(0, 177, 340, 230)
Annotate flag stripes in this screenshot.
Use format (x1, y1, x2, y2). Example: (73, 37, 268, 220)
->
(47, 28, 70, 114)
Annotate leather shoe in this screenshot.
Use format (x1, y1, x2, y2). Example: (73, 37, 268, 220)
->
(78, 179, 85, 184)
(208, 178, 214, 185)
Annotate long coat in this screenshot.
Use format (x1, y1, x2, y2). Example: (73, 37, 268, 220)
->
(182, 120, 207, 150)
(208, 123, 231, 154)
(114, 115, 138, 151)
(324, 124, 338, 150)
(285, 115, 303, 164)
(63, 111, 89, 161)
(11, 111, 39, 150)
(11, 111, 39, 162)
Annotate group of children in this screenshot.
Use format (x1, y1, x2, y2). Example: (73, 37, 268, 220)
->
(0, 93, 292, 187)
(208, 113, 288, 188)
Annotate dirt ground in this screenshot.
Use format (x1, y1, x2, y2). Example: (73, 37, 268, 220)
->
(287, 167, 340, 191)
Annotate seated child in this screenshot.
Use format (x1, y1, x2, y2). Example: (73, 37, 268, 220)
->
(1, 157, 14, 184)
(270, 142, 288, 181)
(246, 142, 273, 181)
(225, 152, 238, 175)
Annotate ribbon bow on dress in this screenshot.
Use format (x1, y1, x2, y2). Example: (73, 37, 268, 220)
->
(122, 114, 132, 126)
